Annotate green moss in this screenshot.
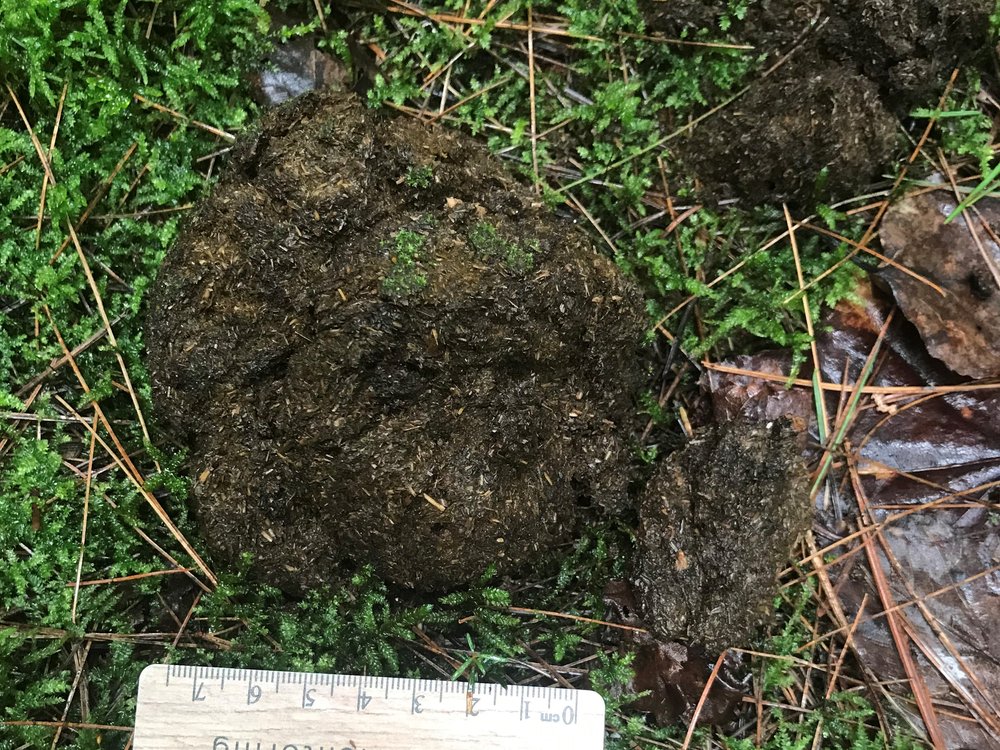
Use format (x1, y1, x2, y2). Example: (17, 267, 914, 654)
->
(382, 228, 429, 295)
(404, 164, 434, 189)
(0, 1, 970, 747)
(468, 221, 534, 273)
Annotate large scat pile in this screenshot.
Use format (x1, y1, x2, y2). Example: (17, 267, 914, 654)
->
(633, 421, 811, 651)
(146, 91, 646, 592)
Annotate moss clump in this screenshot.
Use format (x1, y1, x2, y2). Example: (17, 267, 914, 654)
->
(468, 221, 534, 274)
(404, 164, 434, 189)
(383, 229, 428, 296)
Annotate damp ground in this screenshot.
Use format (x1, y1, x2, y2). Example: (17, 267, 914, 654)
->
(3, 2, 999, 749)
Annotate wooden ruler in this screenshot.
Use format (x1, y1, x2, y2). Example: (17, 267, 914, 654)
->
(134, 664, 606, 749)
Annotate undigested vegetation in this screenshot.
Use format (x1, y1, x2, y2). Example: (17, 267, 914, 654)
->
(1, 1, 998, 749)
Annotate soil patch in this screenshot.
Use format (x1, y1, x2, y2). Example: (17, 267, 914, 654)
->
(645, 0, 993, 206)
(145, 90, 647, 593)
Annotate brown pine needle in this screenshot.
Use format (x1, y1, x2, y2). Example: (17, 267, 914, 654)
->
(0, 154, 25, 175)
(1, 721, 131, 732)
(701, 360, 1000, 396)
(785, 204, 830, 442)
(36, 83, 68, 250)
(681, 649, 729, 750)
(133, 94, 236, 142)
(55, 394, 218, 587)
(64, 222, 158, 468)
(71, 409, 98, 622)
(850, 466, 946, 748)
(426, 74, 513, 123)
(527, 6, 540, 193)
(16, 316, 122, 398)
(171, 590, 204, 649)
(507, 606, 647, 633)
(49, 641, 93, 750)
(617, 30, 754, 49)
(67, 567, 193, 588)
(42, 310, 215, 585)
(856, 67, 960, 251)
(51, 140, 139, 263)
(795, 563, 1000, 653)
(386, 1, 602, 41)
(782, 221, 947, 305)
(6, 83, 56, 184)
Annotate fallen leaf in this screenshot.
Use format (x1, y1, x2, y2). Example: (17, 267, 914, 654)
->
(704, 280, 1000, 749)
(878, 186, 1000, 378)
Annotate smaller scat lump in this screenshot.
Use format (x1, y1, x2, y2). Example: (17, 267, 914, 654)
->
(145, 90, 647, 593)
(643, 0, 992, 207)
(633, 420, 811, 652)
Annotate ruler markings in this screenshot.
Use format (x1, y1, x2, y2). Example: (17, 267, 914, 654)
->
(135, 664, 604, 749)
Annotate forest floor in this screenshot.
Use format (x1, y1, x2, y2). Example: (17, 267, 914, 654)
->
(1, 2, 999, 749)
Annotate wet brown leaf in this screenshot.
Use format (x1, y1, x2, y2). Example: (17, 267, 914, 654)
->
(878, 186, 1000, 378)
(602, 581, 747, 726)
(705, 281, 1000, 749)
